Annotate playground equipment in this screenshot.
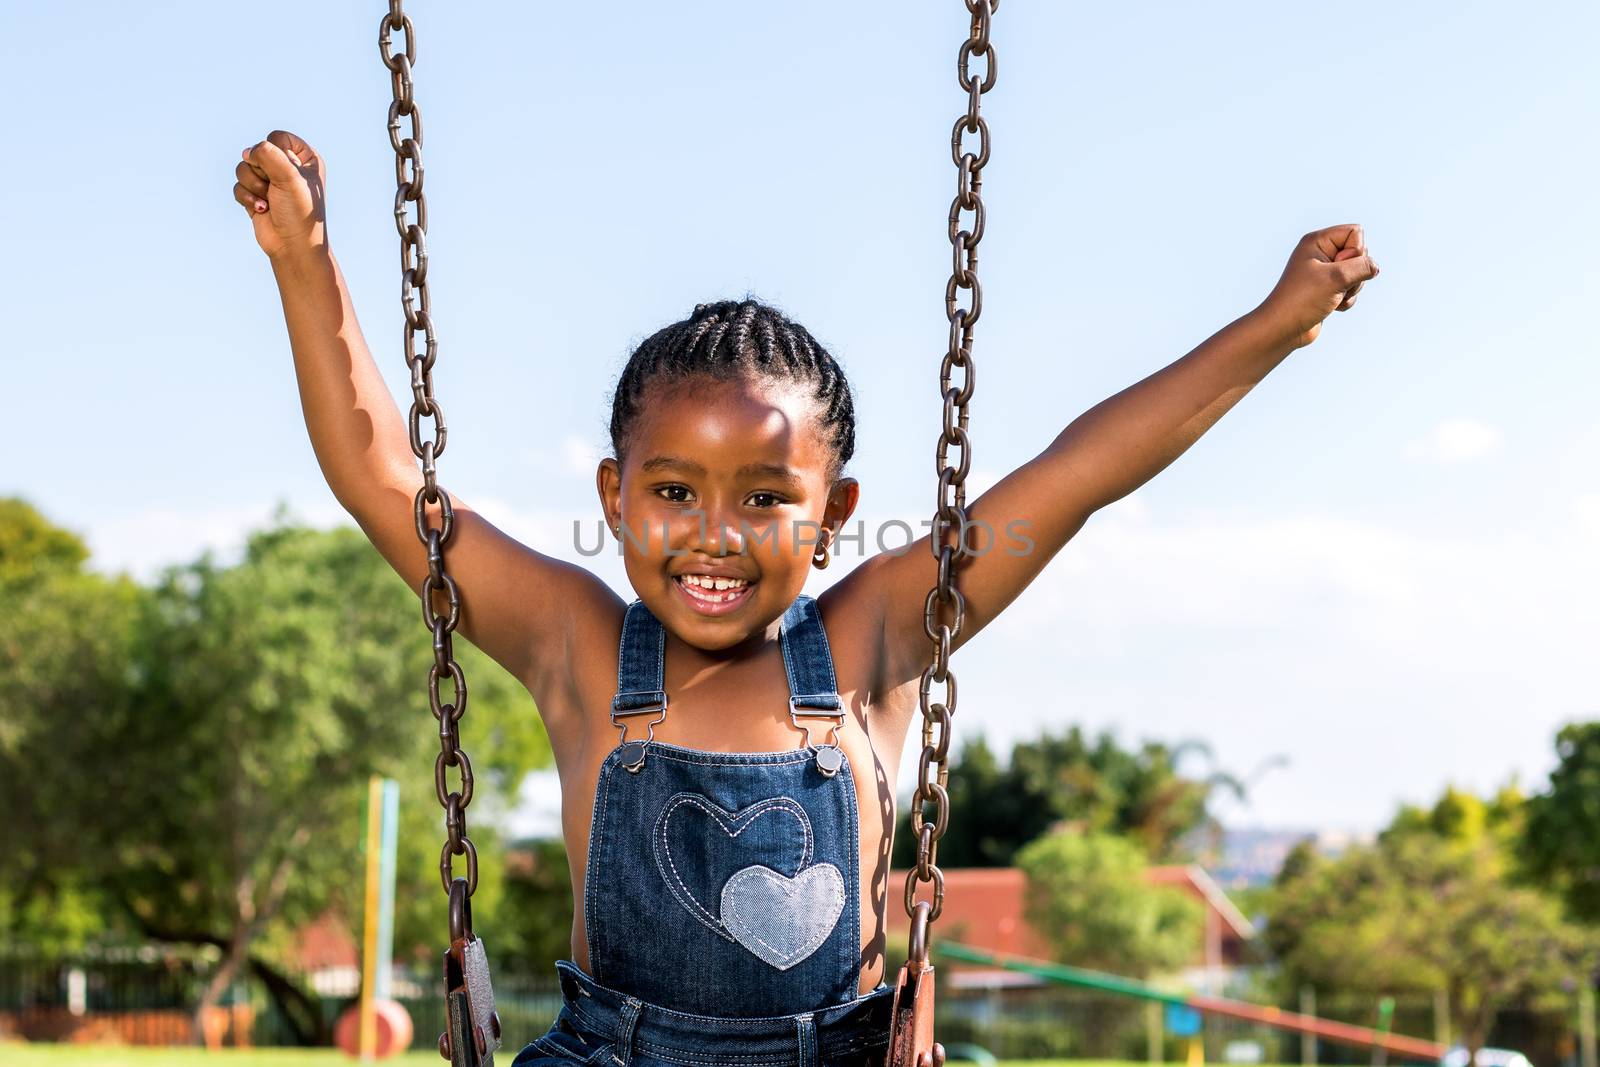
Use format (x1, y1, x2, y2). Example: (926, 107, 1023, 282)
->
(376, 2, 996, 1064)
(334, 777, 414, 1060)
(938, 943, 1449, 1062)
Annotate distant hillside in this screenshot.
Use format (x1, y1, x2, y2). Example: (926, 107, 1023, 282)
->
(1212, 826, 1374, 888)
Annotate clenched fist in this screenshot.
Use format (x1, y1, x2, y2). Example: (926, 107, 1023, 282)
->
(234, 130, 327, 261)
(1256, 224, 1381, 349)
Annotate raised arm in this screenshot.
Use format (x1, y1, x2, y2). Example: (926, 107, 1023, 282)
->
(852, 224, 1380, 687)
(236, 130, 617, 715)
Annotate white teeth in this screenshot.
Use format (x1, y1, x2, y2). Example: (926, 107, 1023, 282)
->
(677, 574, 751, 603)
(682, 574, 747, 590)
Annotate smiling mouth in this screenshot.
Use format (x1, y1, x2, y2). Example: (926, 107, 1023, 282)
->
(672, 574, 756, 611)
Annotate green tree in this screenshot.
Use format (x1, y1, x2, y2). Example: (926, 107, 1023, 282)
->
(1016, 829, 1202, 977)
(502, 838, 576, 967)
(0, 496, 90, 590)
(1383, 783, 1526, 852)
(893, 728, 1239, 868)
(0, 502, 555, 1042)
(1266, 828, 1592, 1058)
(0, 498, 145, 953)
(1522, 722, 1600, 922)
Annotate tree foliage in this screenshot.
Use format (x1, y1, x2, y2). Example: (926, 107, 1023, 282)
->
(0, 499, 557, 1037)
(1016, 829, 1202, 977)
(0, 497, 90, 590)
(892, 727, 1238, 868)
(501, 838, 576, 968)
(1384, 783, 1526, 853)
(1522, 722, 1600, 923)
(1266, 790, 1594, 1057)
(0, 498, 145, 952)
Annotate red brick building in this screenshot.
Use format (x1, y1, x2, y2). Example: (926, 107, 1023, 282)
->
(889, 865, 1255, 986)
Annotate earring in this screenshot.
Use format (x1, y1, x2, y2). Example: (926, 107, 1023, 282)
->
(812, 534, 831, 570)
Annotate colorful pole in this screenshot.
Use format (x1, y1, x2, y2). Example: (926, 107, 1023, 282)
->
(1302, 986, 1318, 1065)
(360, 776, 384, 1061)
(1372, 996, 1396, 1067)
(336, 777, 410, 1060)
(1580, 981, 1597, 1067)
(376, 779, 399, 1001)
(359, 777, 401, 1061)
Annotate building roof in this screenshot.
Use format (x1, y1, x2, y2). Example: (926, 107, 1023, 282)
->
(887, 864, 1256, 970)
(1146, 864, 1256, 941)
(289, 909, 358, 970)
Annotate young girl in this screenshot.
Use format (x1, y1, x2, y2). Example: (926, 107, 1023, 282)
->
(236, 129, 1377, 1066)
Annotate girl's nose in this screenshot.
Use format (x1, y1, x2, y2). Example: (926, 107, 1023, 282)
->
(705, 514, 744, 556)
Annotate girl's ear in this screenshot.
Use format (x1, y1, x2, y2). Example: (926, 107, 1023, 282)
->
(597, 457, 623, 531)
(824, 477, 860, 532)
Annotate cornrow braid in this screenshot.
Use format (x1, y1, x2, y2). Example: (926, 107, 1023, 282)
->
(607, 298, 857, 484)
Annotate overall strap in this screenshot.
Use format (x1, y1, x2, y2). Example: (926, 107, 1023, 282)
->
(607, 596, 846, 775)
(781, 595, 847, 777)
(779, 595, 842, 713)
(613, 600, 667, 713)
(610, 601, 668, 772)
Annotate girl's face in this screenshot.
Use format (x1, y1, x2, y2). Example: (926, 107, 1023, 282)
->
(598, 373, 859, 654)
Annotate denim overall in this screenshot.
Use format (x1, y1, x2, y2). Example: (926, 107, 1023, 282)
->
(512, 595, 894, 1067)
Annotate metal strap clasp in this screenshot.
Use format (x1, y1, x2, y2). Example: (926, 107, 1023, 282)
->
(789, 697, 845, 777)
(611, 691, 668, 773)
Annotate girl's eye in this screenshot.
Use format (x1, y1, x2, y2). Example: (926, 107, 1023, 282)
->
(654, 486, 785, 508)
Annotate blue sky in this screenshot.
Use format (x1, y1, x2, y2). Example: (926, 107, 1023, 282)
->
(6, 2, 1596, 833)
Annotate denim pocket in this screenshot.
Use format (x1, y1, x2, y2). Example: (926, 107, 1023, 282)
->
(515, 1009, 616, 1065)
(509, 1036, 572, 1066)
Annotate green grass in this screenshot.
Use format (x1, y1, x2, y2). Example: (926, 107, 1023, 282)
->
(3, 1052, 443, 1066)
(0, 1049, 1220, 1067)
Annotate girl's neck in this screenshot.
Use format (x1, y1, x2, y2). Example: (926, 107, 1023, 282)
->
(664, 616, 784, 669)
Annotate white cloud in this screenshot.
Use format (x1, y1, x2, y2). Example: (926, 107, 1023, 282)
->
(1575, 494, 1600, 538)
(85, 499, 347, 583)
(518, 435, 606, 479)
(561, 436, 606, 478)
(460, 494, 632, 596)
(507, 769, 563, 840)
(466, 494, 584, 550)
(82, 492, 633, 598)
(965, 465, 1005, 499)
(1405, 418, 1503, 463)
(908, 495, 1598, 828)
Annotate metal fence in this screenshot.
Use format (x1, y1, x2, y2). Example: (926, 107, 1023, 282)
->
(0, 948, 1584, 1064)
(0, 946, 561, 1050)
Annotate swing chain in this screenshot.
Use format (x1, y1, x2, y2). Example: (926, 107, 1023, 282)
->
(379, 0, 478, 904)
(905, 0, 995, 943)
(380, 6, 504, 1063)
(888, 10, 993, 1062)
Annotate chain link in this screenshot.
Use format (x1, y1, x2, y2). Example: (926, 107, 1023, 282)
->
(379, 0, 479, 903)
(903, 0, 995, 938)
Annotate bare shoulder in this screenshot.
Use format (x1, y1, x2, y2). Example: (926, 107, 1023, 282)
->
(564, 576, 628, 678)
(515, 552, 626, 642)
(816, 558, 902, 714)
(537, 574, 627, 746)
(343, 478, 624, 743)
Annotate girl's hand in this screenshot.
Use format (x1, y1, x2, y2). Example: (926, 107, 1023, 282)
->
(1255, 224, 1380, 349)
(233, 130, 327, 262)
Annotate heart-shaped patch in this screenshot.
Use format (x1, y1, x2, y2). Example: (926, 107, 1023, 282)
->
(653, 791, 844, 969)
(721, 863, 845, 970)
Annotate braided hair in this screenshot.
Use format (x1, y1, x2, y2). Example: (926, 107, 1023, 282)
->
(607, 298, 857, 484)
